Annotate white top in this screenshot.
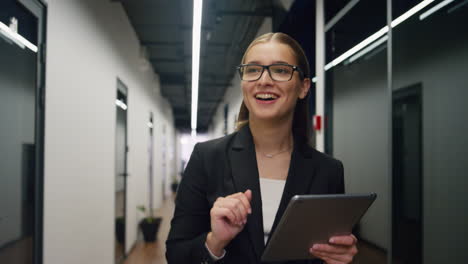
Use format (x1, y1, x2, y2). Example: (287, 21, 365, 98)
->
(259, 177, 286, 244)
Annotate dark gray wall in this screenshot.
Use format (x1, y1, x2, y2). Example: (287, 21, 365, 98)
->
(393, 8, 468, 263)
(333, 6, 468, 262)
(333, 47, 389, 249)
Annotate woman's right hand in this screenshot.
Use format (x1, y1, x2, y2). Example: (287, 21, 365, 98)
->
(206, 189, 252, 256)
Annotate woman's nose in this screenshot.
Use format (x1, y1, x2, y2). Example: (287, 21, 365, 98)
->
(258, 69, 274, 85)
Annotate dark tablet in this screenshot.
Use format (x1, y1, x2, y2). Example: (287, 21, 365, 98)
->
(261, 193, 377, 262)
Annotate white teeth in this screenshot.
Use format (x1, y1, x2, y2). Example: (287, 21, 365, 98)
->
(255, 93, 278, 99)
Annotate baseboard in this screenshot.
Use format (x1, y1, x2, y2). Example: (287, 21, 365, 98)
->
(122, 240, 138, 262)
(0, 236, 30, 252)
(127, 240, 138, 256)
(355, 235, 388, 254)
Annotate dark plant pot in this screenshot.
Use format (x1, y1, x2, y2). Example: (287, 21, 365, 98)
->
(171, 182, 179, 193)
(139, 217, 162, 242)
(115, 217, 125, 244)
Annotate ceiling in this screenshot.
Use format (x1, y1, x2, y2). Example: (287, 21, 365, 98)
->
(119, 0, 280, 132)
(118, 0, 378, 132)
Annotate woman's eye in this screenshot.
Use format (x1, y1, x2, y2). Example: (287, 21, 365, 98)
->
(272, 67, 291, 74)
(246, 67, 260, 73)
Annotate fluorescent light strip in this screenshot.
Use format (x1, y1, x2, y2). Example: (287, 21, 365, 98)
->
(391, 0, 434, 27)
(115, 99, 127, 110)
(448, 0, 468, 13)
(420, 0, 455, 20)
(0, 22, 25, 49)
(348, 35, 388, 63)
(0, 21, 38, 52)
(191, 0, 203, 132)
(325, 26, 389, 70)
(324, 0, 435, 72)
(15, 32, 38, 52)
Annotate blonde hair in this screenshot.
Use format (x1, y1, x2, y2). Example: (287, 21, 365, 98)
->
(235, 32, 312, 144)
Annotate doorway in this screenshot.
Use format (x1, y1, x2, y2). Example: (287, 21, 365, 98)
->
(0, 0, 46, 263)
(115, 79, 128, 263)
(392, 84, 423, 264)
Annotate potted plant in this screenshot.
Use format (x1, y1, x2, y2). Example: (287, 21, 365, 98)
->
(137, 205, 162, 243)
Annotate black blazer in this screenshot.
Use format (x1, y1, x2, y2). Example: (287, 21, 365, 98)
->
(166, 125, 344, 264)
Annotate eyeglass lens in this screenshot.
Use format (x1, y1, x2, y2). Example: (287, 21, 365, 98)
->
(241, 64, 294, 81)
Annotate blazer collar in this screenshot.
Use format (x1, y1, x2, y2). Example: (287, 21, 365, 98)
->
(229, 124, 317, 262)
(229, 125, 264, 261)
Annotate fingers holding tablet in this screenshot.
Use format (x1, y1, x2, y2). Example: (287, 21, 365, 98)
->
(309, 234, 358, 264)
(261, 193, 376, 262)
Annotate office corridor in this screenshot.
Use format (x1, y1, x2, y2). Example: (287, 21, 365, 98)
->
(2, 0, 467, 263)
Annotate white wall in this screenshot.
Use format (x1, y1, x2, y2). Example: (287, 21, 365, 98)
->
(156, 108, 177, 200)
(173, 130, 184, 188)
(208, 17, 272, 138)
(178, 133, 211, 169)
(43, 1, 175, 263)
(209, 76, 243, 139)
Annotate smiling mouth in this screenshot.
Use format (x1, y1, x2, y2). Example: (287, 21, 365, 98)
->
(255, 93, 279, 101)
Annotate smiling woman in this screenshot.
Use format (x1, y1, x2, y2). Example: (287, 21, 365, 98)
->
(236, 33, 312, 146)
(166, 32, 356, 264)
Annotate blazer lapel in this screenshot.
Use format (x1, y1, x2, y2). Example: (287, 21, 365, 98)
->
(267, 139, 317, 245)
(229, 125, 265, 261)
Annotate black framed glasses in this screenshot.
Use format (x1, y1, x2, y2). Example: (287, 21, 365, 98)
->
(237, 63, 304, 82)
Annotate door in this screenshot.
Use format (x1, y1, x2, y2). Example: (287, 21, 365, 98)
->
(0, 0, 45, 263)
(392, 84, 423, 264)
(115, 80, 128, 263)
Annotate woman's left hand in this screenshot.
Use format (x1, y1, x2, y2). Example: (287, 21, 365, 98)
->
(309, 234, 358, 264)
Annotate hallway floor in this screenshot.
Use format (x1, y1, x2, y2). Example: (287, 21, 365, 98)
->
(124, 196, 387, 264)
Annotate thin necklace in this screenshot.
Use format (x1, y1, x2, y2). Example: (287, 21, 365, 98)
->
(260, 146, 292, 158)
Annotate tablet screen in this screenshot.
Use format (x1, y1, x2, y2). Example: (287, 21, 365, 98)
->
(261, 193, 377, 262)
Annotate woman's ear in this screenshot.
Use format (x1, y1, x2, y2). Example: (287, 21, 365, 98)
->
(298, 78, 311, 99)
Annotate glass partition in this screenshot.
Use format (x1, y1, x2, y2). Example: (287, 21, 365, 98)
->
(327, 0, 389, 262)
(392, 1, 468, 263)
(0, 0, 42, 263)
